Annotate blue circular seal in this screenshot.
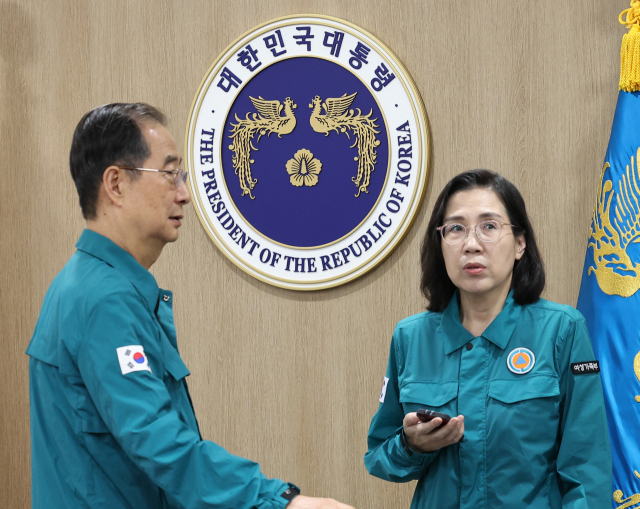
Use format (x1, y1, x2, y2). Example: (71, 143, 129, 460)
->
(221, 57, 389, 248)
(187, 15, 430, 290)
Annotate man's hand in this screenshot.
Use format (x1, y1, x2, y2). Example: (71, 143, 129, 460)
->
(403, 412, 464, 453)
(287, 495, 355, 509)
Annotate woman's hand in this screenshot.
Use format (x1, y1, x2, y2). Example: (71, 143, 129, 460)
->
(403, 412, 465, 453)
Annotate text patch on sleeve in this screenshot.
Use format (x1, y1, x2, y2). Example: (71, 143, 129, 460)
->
(571, 361, 600, 375)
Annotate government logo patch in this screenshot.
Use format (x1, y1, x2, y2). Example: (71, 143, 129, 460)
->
(186, 15, 430, 290)
(507, 347, 535, 375)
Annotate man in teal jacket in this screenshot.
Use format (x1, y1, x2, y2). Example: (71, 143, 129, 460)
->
(27, 103, 353, 509)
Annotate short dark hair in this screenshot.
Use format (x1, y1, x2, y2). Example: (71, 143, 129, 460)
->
(69, 102, 167, 219)
(420, 169, 545, 312)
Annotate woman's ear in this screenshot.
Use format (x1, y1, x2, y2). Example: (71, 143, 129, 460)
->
(515, 234, 527, 261)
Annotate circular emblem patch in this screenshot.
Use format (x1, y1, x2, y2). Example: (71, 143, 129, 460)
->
(186, 15, 430, 290)
(507, 348, 535, 374)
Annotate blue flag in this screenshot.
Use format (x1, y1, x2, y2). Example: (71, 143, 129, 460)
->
(577, 7, 640, 507)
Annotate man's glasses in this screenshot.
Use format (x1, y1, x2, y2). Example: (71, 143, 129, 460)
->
(119, 167, 188, 188)
(436, 220, 515, 246)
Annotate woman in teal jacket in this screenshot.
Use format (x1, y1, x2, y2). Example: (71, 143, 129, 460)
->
(364, 169, 611, 509)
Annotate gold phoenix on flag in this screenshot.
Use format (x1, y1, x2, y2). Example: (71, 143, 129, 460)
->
(589, 154, 640, 298)
(592, 2, 640, 508)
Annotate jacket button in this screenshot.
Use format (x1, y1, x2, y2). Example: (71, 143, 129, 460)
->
(163, 295, 170, 302)
(466, 343, 473, 351)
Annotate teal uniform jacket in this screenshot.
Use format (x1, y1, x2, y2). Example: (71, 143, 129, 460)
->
(27, 230, 294, 509)
(364, 292, 612, 509)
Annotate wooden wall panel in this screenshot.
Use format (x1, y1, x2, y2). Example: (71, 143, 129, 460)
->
(0, 0, 622, 507)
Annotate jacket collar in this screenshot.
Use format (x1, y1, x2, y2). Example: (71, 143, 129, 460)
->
(76, 229, 159, 313)
(441, 290, 522, 354)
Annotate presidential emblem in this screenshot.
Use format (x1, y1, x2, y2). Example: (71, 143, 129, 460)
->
(186, 15, 430, 290)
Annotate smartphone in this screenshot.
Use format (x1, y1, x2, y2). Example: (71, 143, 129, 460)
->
(416, 409, 451, 428)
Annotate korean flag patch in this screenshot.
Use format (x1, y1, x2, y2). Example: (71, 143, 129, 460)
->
(116, 345, 152, 375)
(379, 377, 389, 403)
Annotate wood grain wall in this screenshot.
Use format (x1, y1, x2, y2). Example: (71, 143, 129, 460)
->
(0, 0, 623, 507)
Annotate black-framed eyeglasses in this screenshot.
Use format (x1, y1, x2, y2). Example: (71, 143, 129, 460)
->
(436, 220, 515, 246)
(119, 167, 188, 188)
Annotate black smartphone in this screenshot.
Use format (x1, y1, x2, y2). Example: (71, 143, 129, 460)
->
(416, 409, 451, 428)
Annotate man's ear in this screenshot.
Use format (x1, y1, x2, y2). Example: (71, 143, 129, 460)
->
(101, 166, 128, 207)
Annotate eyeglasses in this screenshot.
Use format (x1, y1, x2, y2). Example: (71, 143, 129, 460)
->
(436, 220, 515, 246)
(119, 167, 188, 188)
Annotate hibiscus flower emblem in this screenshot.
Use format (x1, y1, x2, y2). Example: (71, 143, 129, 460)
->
(286, 149, 322, 187)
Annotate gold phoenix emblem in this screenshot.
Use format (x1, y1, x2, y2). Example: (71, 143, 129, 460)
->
(619, 352, 640, 507)
(588, 148, 640, 297)
(309, 92, 381, 197)
(228, 96, 297, 199)
(228, 92, 381, 198)
(286, 149, 322, 187)
(591, 149, 640, 507)
(610, 313, 640, 506)
(614, 478, 640, 509)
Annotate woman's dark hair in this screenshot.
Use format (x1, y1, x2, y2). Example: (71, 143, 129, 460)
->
(69, 102, 167, 219)
(420, 169, 545, 312)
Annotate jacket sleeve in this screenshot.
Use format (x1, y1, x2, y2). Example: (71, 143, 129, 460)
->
(364, 332, 439, 482)
(77, 290, 291, 509)
(556, 314, 612, 509)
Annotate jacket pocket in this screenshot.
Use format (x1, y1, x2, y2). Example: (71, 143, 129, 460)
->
(488, 374, 559, 404)
(486, 375, 561, 464)
(164, 352, 190, 381)
(399, 381, 458, 412)
(162, 352, 190, 405)
(77, 392, 110, 433)
(162, 351, 198, 432)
